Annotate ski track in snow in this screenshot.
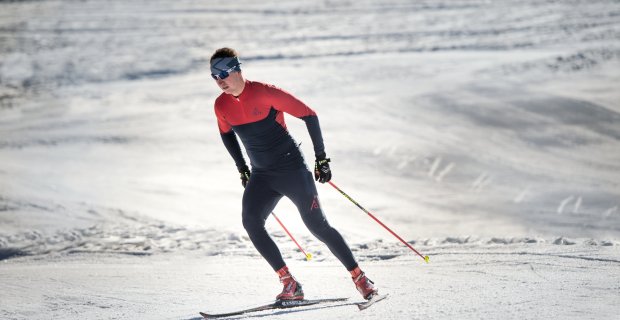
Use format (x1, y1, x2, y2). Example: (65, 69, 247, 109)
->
(1, 0, 620, 319)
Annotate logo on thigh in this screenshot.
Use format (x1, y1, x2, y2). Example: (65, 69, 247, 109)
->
(310, 195, 320, 211)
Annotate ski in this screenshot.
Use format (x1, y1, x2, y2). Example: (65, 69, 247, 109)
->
(356, 293, 388, 311)
(199, 297, 348, 319)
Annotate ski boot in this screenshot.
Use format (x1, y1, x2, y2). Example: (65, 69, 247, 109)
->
(276, 266, 304, 300)
(351, 267, 378, 300)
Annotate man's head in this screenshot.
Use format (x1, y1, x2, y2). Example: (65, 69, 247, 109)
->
(210, 48, 245, 96)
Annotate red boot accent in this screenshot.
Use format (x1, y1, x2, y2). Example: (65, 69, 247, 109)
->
(352, 269, 378, 300)
(275, 266, 304, 300)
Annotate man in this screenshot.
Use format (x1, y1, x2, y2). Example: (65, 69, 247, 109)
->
(211, 47, 377, 301)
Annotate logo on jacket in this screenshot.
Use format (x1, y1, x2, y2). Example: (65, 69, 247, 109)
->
(252, 107, 262, 116)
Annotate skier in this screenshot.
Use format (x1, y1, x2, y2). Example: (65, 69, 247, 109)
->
(210, 47, 378, 301)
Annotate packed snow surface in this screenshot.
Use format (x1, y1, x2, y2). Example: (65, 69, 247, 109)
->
(1, 0, 619, 319)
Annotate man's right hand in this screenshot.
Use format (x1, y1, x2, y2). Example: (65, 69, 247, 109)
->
(238, 165, 251, 188)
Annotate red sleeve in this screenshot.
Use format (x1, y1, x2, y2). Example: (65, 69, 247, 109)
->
(261, 82, 326, 158)
(262, 84, 317, 118)
(214, 99, 232, 134)
(214, 97, 246, 169)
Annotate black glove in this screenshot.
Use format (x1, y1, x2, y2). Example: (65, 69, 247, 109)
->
(238, 165, 251, 188)
(314, 155, 331, 183)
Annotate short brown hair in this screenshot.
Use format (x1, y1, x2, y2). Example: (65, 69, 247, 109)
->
(210, 48, 238, 63)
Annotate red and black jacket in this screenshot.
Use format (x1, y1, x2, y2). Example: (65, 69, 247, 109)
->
(214, 80, 326, 172)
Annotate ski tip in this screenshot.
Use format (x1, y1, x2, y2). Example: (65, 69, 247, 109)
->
(198, 311, 209, 319)
(424, 255, 430, 263)
(357, 293, 388, 311)
(305, 253, 313, 261)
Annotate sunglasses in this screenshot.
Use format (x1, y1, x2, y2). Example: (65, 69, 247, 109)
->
(211, 65, 239, 80)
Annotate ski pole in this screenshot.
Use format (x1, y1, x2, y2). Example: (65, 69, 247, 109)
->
(327, 181, 430, 263)
(271, 212, 313, 261)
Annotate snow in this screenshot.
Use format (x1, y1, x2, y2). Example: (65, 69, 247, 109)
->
(1, 0, 620, 319)
(1, 243, 619, 319)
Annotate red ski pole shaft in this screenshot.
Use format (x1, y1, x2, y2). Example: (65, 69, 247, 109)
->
(271, 212, 312, 261)
(327, 181, 429, 263)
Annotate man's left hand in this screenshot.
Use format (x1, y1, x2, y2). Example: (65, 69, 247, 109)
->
(314, 156, 331, 183)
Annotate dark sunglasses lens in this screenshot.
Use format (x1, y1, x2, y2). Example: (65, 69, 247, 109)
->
(212, 71, 230, 80)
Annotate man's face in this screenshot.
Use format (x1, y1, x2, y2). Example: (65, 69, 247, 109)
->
(215, 70, 244, 95)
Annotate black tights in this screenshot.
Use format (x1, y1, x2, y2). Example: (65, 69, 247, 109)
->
(241, 169, 358, 271)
